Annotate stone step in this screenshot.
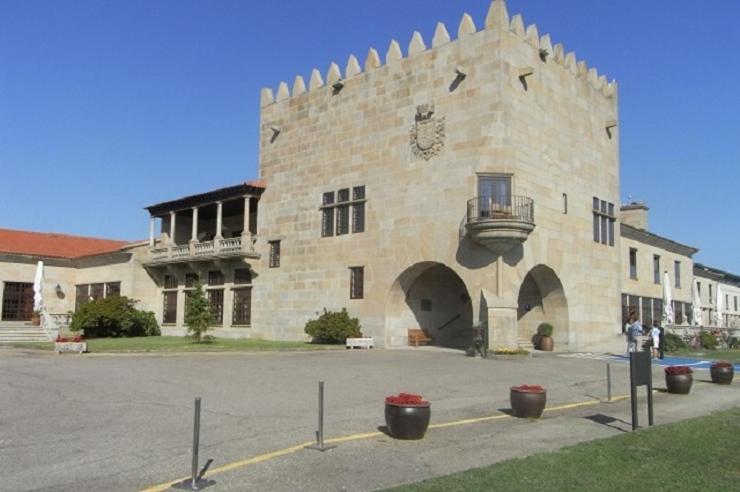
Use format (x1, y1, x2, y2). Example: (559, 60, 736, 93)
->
(0, 327, 50, 342)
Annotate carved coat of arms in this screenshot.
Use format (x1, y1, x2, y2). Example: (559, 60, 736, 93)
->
(410, 103, 445, 160)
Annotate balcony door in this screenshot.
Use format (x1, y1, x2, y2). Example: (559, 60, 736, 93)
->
(478, 175, 511, 215)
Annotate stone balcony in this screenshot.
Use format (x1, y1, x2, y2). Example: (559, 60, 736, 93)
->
(465, 195, 535, 255)
(145, 235, 259, 266)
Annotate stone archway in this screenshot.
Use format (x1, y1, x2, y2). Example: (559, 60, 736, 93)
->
(517, 265, 569, 348)
(385, 262, 473, 348)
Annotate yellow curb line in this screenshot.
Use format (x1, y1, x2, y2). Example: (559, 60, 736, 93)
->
(140, 395, 631, 491)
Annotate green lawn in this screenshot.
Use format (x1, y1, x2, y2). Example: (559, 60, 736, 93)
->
(7, 336, 343, 353)
(388, 407, 740, 492)
(669, 348, 740, 363)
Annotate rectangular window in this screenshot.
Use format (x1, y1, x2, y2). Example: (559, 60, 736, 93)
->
(653, 298, 663, 326)
(75, 285, 89, 311)
(352, 186, 365, 201)
(105, 282, 121, 297)
(674, 261, 681, 289)
(336, 205, 350, 235)
(735, 296, 738, 311)
(352, 202, 365, 233)
(185, 273, 199, 288)
(232, 287, 252, 325)
(163, 291, 177, 324)
(208, 270, 224, 286)
(349, 266, 364, 299)
(629, 248, 638, 280)
(673, 300, 684, 324)
(234, 268, 252, 285)
(653, 255, 661, 284)
(322, 208, 334, 237)
(641, 297, 653, 327)
(562, 193, 568, 214)
(337, 188, 350, 202)
(90, 283, 105, 301)
(709, 284, 713, 303)
(269, 240, 280, 268)
(208, 289, 224, 325)
(164, 275, 178, 289)
(593, 197, 616, 246)
(322, 191, 335, 206)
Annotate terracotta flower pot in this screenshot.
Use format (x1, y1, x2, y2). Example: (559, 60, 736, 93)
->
(665, 373, 693, 394)
(538, 335, 554, 351)
(510, 387, 546, 418)
(385, 402, 431, 439)
(710, 365, 734, 385)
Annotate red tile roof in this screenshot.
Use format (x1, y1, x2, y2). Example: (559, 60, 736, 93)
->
(0, 228, 129, 260)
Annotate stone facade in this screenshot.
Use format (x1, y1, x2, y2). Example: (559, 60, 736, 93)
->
(694, 264, 740, 329)
(253, 0, 623, 351)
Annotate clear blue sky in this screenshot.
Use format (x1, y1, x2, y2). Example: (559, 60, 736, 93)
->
(1, 0, 738, 272)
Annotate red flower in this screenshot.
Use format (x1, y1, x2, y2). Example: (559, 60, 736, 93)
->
(511, 384, 546, 393)
(711, 361, 732, 368)
(385, 393, 429, 405)
(665, 366, 693, 375)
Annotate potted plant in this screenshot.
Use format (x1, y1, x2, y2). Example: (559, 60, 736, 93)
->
(510, 384, 546, 418)
(710, 361, 734, 385)
(536, 323, 554, 351)
(665, 366, 693, 394)
(384, 393, 430, 439)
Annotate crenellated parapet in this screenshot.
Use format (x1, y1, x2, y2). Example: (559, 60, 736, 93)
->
(259, 0, 618, 107)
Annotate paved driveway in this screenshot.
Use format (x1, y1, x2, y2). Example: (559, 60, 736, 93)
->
(0, 348, 736, 491)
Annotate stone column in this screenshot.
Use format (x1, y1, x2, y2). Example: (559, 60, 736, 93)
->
(487, 299, 519, 350)
(169, 211, 176, 245)
(215, 201, 223, 240)
(243, 196, 251, 235)
(191, 207, 199, 242)
(149, 217, 156, 247)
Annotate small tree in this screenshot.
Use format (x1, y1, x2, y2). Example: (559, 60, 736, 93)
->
(305, 308, 362, 344)
(185, 283, 212, 343)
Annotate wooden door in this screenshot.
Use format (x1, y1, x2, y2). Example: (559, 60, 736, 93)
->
(2, 282, 35, 321)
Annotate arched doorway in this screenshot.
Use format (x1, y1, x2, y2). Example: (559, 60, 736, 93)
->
(517, 265, 569, 347)
(386, 262, 474, 348)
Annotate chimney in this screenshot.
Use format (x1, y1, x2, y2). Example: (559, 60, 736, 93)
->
(620, 202, 649, 230)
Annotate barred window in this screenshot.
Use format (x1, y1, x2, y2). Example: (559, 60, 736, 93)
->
(592, 197, 616, 246)
(269, 240, 280, 268)
(350, 266, 364, 299)
(163, 291, 177, 324)
(208, 270, 224, 286)
(90, 283, 105, 301)
(232, 287, 252, 325)
(337, 205, 350, 235)
(105, 282, 121, 297)
(208, 289, 224, 325)
(234, 268, 252, 285)
(185, 273, 199, 288)
(164, 275, 178, 289)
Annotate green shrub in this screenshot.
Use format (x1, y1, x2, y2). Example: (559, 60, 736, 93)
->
(537, 323, 553, 337)
(185, 283, 212, 343)
(700, 331, 718, 350)
(728, 336, 739, 349)
(664, 332, 687, 352)
(70, 296, 160, 338)
(305, 308, 362, 344)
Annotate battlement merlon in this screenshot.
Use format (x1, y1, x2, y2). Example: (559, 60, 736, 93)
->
(259, 0, 619, 107)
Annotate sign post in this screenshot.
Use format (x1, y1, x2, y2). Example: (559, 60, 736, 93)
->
(629, 351, 654, 431)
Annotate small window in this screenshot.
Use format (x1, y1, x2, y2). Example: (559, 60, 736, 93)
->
(208, 270, 224, 286)
(352, 186, 365, 200)
(336, 205, 350, 235)
(234, 268, 252, 285)
(629, 248, 637, 280)
(352, 202, 365, 233)
(90, 283, 105, 300)
(349, 266, 364, 299)
(674, 261, 681, 289)
(269, 240, 280, 268)
(337, 188, 350, 202)
(322, 191, 335, 205)
(653, 255, 661, 284)
(105, 282, 121, 297)
(164, 275, 178, 289)
(322, 208, 334, 237)
(185, 273, 199, 288)
(562, 193, 568, 214)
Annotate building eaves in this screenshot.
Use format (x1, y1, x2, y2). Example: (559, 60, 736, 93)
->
(144, 180, 266, 217)
(620, 223, 699, 258)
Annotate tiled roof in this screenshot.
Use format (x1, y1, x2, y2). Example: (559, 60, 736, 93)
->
(0, 228, 128, 260)
(144, 179, 266, 215)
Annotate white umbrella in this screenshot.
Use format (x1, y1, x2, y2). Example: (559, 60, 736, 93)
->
(662, 270, 674, 326)
(692, 280, 702, 326)
(33, 261, 44, 312)
(714, 284, 724, 327)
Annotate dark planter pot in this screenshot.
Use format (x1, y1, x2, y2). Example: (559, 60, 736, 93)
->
(384, 403, 431, 439)
(538, 336, 554, 351)
(510, 388, 546, 418)
(710, 365, 734, 385)
(665, 373, 693, 394)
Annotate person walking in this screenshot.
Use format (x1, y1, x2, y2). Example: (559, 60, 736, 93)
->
(627, 316, 643, 353)
(649, 321, 661, 359)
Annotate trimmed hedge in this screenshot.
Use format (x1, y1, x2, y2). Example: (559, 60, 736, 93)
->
(70, 296, 160, 338)
(664, 332, 687, 352)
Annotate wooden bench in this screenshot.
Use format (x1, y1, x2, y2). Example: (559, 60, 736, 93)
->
(408, 329, 432, 347)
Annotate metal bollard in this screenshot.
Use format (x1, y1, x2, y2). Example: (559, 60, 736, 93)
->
(192, 397, 201, 490)
(606, 363, 612, 402)
(306, 381, 336, 452)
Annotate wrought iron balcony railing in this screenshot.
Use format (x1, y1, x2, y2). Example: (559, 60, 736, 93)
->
(466, 195, 534, 224)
